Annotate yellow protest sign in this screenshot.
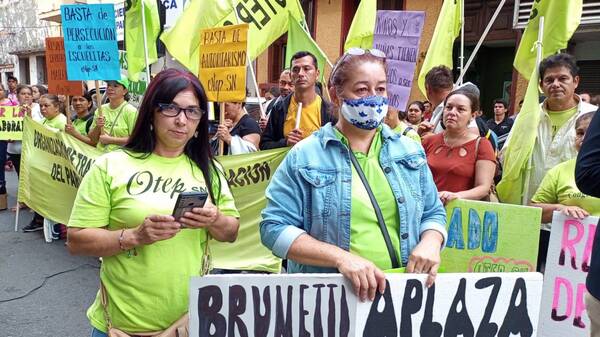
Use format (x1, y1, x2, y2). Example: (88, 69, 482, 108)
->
(19, 117, 103, 223)
(0, 106, 24, 140)
(199, 24, 248, 102)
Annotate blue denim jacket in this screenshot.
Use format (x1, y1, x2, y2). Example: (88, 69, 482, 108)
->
(260, 123, 447, 273)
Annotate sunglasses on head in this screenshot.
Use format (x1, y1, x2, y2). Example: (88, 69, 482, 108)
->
(330, 48, 387, 83)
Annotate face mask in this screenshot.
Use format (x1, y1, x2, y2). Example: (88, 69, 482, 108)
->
(340, 95, 389, 130)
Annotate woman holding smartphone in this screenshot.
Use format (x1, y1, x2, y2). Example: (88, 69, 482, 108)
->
(67, 69, 240, 336)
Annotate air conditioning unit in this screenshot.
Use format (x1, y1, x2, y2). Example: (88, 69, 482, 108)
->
(513, 0, 600, 29)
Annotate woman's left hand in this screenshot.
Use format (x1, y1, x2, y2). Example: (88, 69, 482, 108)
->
(179, 201, 219, 229)
(99, 134, 112, 145)
(216, 124, 232, 144)
(406, 230, 444, 288)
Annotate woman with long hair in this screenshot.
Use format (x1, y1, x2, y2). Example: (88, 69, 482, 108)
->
(67, 69, 239, 336)
(64, 91, 96, 146)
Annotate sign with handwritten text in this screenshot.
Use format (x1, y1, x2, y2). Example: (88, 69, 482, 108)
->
(0, 106, 24, 140)
(538, 213, 598, 337)
(198, 23, 248, 102)
(373, 11, 425, 111)
(45, 37, 84, 96)
(61, 4, 120, 80)
(441, 199, 542, 272)
(190, 273, 544, 337)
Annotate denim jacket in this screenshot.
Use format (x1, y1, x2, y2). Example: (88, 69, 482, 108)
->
(260, 123, 447, 273)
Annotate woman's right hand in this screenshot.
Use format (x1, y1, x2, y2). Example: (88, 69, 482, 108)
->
(64, 123, 77, 136)
(134, 215, 182, 246)
(559, 205, 589, 219)
(336, 252, 386, 302)
(96, 115, 105, 129)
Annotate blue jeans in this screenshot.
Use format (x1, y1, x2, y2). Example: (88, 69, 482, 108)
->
(91, 328, 107, 337)
(0, 140, 6, 186)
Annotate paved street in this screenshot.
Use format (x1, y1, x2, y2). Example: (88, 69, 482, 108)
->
(0, 171, 99, 337)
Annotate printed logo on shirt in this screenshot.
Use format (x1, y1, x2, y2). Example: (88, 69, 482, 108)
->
(567, 192, 587, 199)
(126, 170, 207, 198)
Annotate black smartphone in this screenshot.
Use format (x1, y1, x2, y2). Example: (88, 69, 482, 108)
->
(172, 191, 209, 220)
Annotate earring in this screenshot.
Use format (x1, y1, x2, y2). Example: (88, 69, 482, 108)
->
(150, 124, 154, 131)
(194, 131, 198, 138)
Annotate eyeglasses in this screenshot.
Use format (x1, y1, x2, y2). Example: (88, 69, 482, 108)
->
(330, 48, 387, 83)
(157, 103, 204, 120)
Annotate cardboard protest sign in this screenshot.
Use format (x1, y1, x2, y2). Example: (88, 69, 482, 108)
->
(189, 273, 543, 337)
(198, 24, 248, 102)
(18, 117, 104, 223)
(373, 11, 425, 111)
(211, 148, 288, 273)
(0, 106, 24, 140)
(61, 4, 120, 80)
(441, 199, 542, 272)
(45, 37, 83, 96)
(539, 213, 598, 337)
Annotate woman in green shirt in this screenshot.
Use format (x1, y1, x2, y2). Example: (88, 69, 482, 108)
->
(64, 91, 95, 146)
(39, 94, 67, 131)
(88, 76, 138, 152)
(531, 111, 599, 270)
(67, 69, 240, 336)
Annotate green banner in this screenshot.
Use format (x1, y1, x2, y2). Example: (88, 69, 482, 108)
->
(441, 199, 542, 272)
(0, 106, 24, 140)
(19, 116, 104, 223)
(20, 117, 288, 273)
(211, 148, 289, 273)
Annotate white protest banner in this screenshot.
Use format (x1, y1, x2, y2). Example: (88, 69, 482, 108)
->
(164, 0, 185, 29)
(190, 273, 543, 337)
(114, 1, 125, 41)
(539, 213, 598, 337)
(373, 11, 425, 111)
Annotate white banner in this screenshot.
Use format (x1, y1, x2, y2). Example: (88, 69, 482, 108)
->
(539, 213, 598, 337)
(114, 1, 125, 41)
(189, 273, 543, 337)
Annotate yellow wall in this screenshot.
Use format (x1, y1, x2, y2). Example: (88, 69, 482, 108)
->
(314, 0, 343, 80)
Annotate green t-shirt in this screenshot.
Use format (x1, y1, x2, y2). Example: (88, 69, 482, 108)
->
(532, 158, 600, 217)
(392, 121, 421, 143)
(68, 150, 239, 332)
(41, 113, 67, 131)
(72, 114, 93, 136)
(91, 101, 138, 152)
(334, 127, 401, 270)
(547, 106, 577, 137)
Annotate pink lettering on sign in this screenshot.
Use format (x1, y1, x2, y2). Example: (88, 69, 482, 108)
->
(552, 277, 572, 321)
(559, 220, 584, 269)
(583, 223, 597, 272)
(573, 283, 587, 329)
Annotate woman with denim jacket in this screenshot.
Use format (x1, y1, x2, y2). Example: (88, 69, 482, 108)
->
(260, 48, 447, 302)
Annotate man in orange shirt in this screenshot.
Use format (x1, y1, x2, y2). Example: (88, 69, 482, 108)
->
(260, 51, 335, 149)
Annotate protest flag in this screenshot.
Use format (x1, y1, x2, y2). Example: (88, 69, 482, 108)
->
(513, 0, 582, 79)
(160, 0, 305, 75)
(125, 0, 160, 82)
(285, 15, 327, 81)
(343, 0, 376, 52)
(496, 65, 540, 204)
(416, 0, 462, 96)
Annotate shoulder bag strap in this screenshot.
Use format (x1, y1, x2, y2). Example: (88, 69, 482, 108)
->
(402, 126, 413, 136)
(107, 103, 129, 136)
(347, 150, 401, 269)
(99, 279, 114, 331)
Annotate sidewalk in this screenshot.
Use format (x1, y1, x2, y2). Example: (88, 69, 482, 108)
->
(0, 171, 100, 337)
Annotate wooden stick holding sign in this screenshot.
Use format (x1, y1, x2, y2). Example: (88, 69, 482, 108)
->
(65, 95, 71, 126)
(219, 103, 225, 155)
(95, 80, 103, 134)
(295, 102, 303, 130)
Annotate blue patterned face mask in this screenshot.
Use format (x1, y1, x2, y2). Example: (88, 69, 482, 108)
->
(340, 95, 389, 130)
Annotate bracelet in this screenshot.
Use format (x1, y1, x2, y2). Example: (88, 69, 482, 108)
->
(118, 229, 137, 257)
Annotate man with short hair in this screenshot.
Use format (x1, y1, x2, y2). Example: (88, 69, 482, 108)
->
(423, 100, 432, 121)
(259, 69, 294, 131)
(7, 75, 18, 104)
(260, 51, 334, 149)
(486, 99, 513, 149)
(503, 53, 597, 202)
(417, 65, 454, 135)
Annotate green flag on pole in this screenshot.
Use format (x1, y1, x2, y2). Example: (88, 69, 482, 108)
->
(125, 0, 160, 82)
(160, 0, 305, 75)
(513, 0, 583, 79)
(417, 0, 462, 97)
(496, 65, 540, 204)
(343, 0, 376, 52)
(285, 15, 327, 81)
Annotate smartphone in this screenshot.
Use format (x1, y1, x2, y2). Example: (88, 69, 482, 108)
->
(172, 191, 209, 220)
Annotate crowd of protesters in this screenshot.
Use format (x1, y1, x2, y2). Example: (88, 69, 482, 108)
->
(5, 49, 600, 336)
